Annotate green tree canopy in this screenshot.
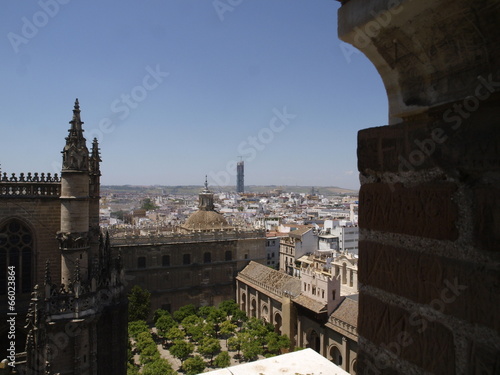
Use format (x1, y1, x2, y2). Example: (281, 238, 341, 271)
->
(240, 332, 263, 361)
(230, 308, 248, 327)
(135, 331, 155, 353)
(198, 336, 221, 365)
(126, 362, 139, 375)
(169, 339, 194, 362)
(181, 314, 203, 327)
(141, 198, 158, 211)
(173, 304, 198, 322)
(182, 355, 206, 375)
(153, 308, 170, 324)
(142, 358, 175, 375)
(207, 308, 226, 326)
(227, 335, 242, 357)
(266, 332, 291, 354)
(213, 351, 231, 368)
(197, 305, 216, 320)
(165, 327, 185, 343)
(156, 314, 176, 337)
(219, 320, 237, 343)
(128, 285, 151, 322)
(128, 320, 149, 339)
(139, 343, 160, 365)
(218, 300, 239, 317)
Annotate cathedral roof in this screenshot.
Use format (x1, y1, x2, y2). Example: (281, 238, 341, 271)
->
(183, 209, 230, 231)
(238, 261, 301, 296)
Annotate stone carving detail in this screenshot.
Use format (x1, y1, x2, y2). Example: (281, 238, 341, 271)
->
(62, 99, 89, 172)
(0, 172, 61, 197)
(62, 144, 89, 171)
(56, 232, 90, 251)
(43, 231, 124, 316)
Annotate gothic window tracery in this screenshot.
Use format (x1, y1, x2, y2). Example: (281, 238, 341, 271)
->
(0, 219, 33, 294)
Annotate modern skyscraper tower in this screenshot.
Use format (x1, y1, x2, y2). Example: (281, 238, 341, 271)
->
(237, 160, 244, 193)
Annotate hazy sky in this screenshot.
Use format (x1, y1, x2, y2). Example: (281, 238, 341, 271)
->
(0, 1, 387, 190)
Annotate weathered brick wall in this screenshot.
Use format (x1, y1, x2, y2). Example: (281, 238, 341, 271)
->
(357, 99, 500, 374)
(337, 0, 500, 373)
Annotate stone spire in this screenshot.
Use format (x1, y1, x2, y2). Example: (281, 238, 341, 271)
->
(58, 98, 91, 286)
(89, 138, 101, 177)
(62, 98, 89, 171)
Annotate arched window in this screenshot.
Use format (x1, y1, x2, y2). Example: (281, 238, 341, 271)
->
(224, 250, 232, 261)
(162, 255, 170, 267)
(274, 312, 282, 334)
(137, 256, 146, 268)
(0, 220, 33, 294)
(203, 252, 211, 263)
(330, 346, 343, 366)
(262, 304, 269, 317)
(308, 330, 320, 352)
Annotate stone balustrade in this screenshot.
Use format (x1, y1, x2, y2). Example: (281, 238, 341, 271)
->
(0, 172, 61, 197)
(110, 229, 266, 246)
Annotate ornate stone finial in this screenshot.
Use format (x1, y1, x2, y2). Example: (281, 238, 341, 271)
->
(70, 98, 83, 129)
(25, 329, 34, 351)
(204, 175, 209, 191)
(74, 259, 81, 283)
(90, 138, 102, 175)
(62, 98, 89, 171)
(44, 259, 51, 286)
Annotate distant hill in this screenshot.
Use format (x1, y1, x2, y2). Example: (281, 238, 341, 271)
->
(101, 185, 358, 196)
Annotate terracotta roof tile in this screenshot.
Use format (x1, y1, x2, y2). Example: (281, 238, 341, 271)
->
(331, 296, 358, 328)
(238, 261, 301, 296)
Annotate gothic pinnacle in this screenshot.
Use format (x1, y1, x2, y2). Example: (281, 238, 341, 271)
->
(70, 98, 84, 130)
(62, 98, 89, 171)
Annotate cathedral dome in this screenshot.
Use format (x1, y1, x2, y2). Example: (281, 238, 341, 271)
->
(180, 177, 233, 232)
(183, 210, 230, 231)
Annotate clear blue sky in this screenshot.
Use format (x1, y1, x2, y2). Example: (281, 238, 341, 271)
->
(0, 1, 386, 190)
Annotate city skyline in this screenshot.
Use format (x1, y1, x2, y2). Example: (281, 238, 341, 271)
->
(0, 1, 387, 190)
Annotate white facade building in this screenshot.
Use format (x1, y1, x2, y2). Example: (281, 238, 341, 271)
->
(279, 227, 318, 275)
(324, 220, 359, 255)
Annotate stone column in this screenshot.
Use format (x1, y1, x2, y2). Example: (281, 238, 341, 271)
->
(342, 337, 348, 373)
(296, 317, 302, 348)
(319, 331, 325, 357)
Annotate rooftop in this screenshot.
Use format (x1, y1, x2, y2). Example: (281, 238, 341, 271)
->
(204, 348, 348, 375)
